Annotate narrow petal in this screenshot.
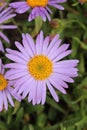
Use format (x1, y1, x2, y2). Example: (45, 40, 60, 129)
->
(0, 32, 10, 43)
(53, 50, 72, 62)
(18, 77, 33, 95)
(36, 31, 44, 55)
(22, 34, 34, 57)
(5, 89, 14, 107)
(48, 76, 67, 94)
(42, 36, 49, 55)
(28, 84, 35, 103)
(3, 90, 8, 110)
(0, 91, 3, 111)
(0, 25, 17, 29)
(0, 40, 4, 52)
(37, 81, 43, 104)
(15, 41, 30, 58)
(42, 81, 46, 104)
(6, 54, 27, 64)
(47, 34, 60, 53)
(4, 63, 27, 69)
(46, 80, 59, 102)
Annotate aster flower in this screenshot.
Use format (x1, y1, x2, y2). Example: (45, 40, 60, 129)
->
(0, 3, 17, 52)
(10, 0, 66, 22)
(5, 31, 79, 105)
(0, 59, 21, 111)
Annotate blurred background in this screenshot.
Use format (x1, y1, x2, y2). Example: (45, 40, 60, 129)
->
(1, 0, 87, 130)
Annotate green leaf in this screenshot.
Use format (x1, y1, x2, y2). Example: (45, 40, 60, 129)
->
(37, 114, 47, 127)
(0, 122, 8, 130)
(46, 97, 65, 113)
(15, 107, 24, 124)
(35, 16, 43, 34)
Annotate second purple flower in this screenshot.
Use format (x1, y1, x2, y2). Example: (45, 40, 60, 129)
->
(10, 0, 67, 21)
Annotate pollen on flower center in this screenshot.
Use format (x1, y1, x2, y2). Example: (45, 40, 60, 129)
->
(0, 74, 8, 90)
(28, 55, 53, 80)
(27, 0, 48, 8)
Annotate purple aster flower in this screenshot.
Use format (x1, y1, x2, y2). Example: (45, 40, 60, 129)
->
(0, 3, 17, 52)
(10, 0, 67, 21)
(5, 31, 79, 105)
(0, 59, 21, 111)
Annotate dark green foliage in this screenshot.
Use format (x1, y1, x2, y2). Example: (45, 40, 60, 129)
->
(1, 0, 87, 130)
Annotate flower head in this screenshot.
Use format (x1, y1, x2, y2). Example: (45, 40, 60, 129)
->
(0, 3, 17, 52)
(0, 59, 21, 111)
(10, 0, 66, 21)
(5, 31, 79, 105)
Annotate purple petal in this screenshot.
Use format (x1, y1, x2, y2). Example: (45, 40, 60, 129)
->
(46, 80, 59, 102)
(41, 81, 46, 104)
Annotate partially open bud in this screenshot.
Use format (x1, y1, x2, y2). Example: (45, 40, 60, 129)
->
(50, 19, 59, 29)
(79, 0, 87, 4)
(0, 0, 5, 6)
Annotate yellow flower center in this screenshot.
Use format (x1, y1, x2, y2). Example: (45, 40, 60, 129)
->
(27, 0, 48, 7)
(0, 74, 8, 90)
(28, 55, 53, 80)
